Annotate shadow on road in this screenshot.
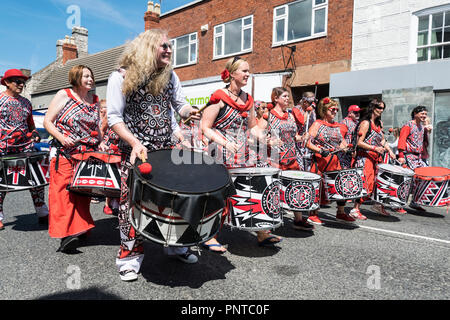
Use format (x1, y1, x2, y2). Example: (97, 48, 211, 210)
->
(139, 241, 235, 289)
(37, 286, 122, 300)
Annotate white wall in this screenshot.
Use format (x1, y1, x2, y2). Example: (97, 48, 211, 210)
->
(352, 0, 450, 71)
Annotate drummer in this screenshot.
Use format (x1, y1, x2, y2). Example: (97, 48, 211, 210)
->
(257, 87, 313, 231)
(398, 105, 431, 212)
(350, 99, 396, 217)
(0, 69, 49, 231)
(99, 99, 120, 215)
(44, 65, 107, 252)
(340, 104, 360, 169)
(107, 29, 201, 282)
(292, 92, 317, 171)
(201, 57, 282, 249)
(306, 97, 356, 224)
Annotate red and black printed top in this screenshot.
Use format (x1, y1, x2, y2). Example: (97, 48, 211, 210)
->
(266, 108, 298, 168)
(398, 120, 424, 158)
(356, 120, 384, 162)
(340, 116, 358, 146)
(54, 89, 100, 155)
(0, 92, 36, 154)
(309, 120, 348, 173)
(210, 89, 254, 168)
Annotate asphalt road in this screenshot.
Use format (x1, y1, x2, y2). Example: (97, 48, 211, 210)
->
(0, 187, 449, 305)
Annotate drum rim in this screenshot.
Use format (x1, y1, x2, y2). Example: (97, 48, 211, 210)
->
(228, 167, 280, 176)
(377, 163, 415, 175)
(323, 167, 363, 174)
(280, 170, 322, 180)
(0, 151, 49, 160)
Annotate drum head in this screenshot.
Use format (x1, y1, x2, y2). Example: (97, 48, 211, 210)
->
(414, 167, 450, 181)
(378, 164, 414, 176)
(135, 149, 231, 194)
(280, 170, 321, 181)
(228, 167, 280, 176)
(0, 151, 47, 160)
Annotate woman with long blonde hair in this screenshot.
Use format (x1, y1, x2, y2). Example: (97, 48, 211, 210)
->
(107, 29, 200, 282)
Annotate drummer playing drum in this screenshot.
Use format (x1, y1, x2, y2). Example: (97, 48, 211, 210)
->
(398, 105, 431, 212)
(0, 69, 49, 231)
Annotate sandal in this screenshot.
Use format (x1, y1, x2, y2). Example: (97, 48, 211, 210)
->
(257, 235, 282, 247)
(202, 242, 227, 253)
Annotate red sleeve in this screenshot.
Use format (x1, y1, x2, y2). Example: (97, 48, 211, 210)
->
(398, 125, 410, 158)
(292, 108, 304, 126)
(339, 123, 348, 140)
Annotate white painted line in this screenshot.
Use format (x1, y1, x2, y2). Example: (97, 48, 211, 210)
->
(321, 218, 450, 245)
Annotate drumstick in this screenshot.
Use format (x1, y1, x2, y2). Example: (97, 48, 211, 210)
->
(182, 104, 208, 124)
(302, 106, 313, 148)
(72, 131, 99, 144)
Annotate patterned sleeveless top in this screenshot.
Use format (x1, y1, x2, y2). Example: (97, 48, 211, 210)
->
(402, 120, 424, 154)
(54, 89, 100, 155)
(0, 92, 35, 154)
(210, 89, 254, 168)
(340, 116, 358, 145)
(121, 80, 175, 153)
(311, 120, 348, 168)
(356, 120, 383, 161)
(267, 109, 297, 166)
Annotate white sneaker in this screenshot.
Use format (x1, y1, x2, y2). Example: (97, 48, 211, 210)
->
(119, 270, 138, 282)
(176, 252, 198, 264)
(349, 208, 367, 220)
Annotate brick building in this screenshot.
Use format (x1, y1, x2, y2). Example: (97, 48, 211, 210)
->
(29, 0, 354, 107)
(157, 0, 353, 104)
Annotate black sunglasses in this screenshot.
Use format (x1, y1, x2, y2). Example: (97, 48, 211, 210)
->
(10, 79, 26, 85)
(161, 42, 172, 50)
(375, 106, 385, 110)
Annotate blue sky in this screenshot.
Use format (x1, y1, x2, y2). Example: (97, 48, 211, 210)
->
(0, 0, 192, 76)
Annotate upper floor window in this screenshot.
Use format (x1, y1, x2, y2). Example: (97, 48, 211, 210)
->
(214, 15, 253, 59)
(171, 32, 197, 68)
(417, 9, 450, 62)
(273, 0, 327, 46)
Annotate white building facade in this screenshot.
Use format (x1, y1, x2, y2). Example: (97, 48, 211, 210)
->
(330, 0, 450, 168)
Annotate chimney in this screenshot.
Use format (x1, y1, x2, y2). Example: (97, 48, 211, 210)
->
(144, 1, 160, 31)
(20, 69, 32, 78)
(56, 39, 64, 60)
(72, 26, 88, 57)
(62, 35, 78, 64)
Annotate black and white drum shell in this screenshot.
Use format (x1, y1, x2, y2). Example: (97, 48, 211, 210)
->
(372, 164, 414, 208)
(280, 170, 322, 212)
(323, 167, 368, 201)
(68, 153, 122, 198)
(228, 167, 282, 231)
(129, 149, 235, 247)
(0, 151, 49, 192)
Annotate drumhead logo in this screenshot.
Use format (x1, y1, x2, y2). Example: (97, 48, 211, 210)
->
(285, 181, 315, 210)
(335, 170, 363, 197)
(396, 178, 412, 203)
(261, 181, 281, 218)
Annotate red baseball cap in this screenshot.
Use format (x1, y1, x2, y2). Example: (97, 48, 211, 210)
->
(1, 69, 29, 86)
(348, 105, 360, 112)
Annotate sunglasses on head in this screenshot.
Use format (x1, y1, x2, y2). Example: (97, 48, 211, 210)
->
(161, 42, 172, 50)
(232, 56, 242, 64)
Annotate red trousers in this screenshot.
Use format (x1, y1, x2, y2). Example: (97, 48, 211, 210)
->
(48, 156, 94, 238)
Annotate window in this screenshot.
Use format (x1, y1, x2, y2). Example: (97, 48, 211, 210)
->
(273, 0, 327, 45)
(416, 9, 450, 62)
(171, 32, 197, 67)
(214, 15, 253, 59)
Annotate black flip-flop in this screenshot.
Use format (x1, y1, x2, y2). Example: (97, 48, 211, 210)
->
(257, 235, 282, 247)
(202, 243, 227, 254)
